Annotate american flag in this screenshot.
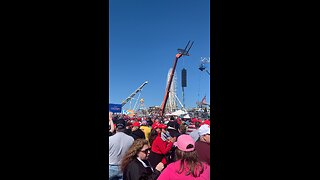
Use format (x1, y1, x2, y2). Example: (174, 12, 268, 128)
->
(201, 96, 208, 105)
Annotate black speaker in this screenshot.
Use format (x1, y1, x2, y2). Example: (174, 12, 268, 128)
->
(182, 68, 187, 87)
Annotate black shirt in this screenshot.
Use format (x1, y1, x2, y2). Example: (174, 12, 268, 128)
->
(130, 128, 146, 140)
(123, 158, 160, 180)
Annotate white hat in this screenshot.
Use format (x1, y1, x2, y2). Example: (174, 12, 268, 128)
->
(198, 124, 210, 136)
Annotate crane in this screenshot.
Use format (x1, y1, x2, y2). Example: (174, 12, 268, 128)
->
(159, 41, 194, 116)
(121, 81, 148, 107)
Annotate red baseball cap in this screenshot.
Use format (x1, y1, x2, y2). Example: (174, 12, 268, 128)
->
(152, 122, 167, 129)
(203, 119, 210, 126)
(132, 121, 140, 127)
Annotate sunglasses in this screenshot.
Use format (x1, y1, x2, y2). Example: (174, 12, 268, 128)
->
(140, 148, 151, 154)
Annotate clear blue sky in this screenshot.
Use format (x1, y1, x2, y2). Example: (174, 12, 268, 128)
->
(109, 0, 210, 110)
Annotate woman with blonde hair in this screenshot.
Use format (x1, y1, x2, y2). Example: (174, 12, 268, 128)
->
(121, 139, 164, 180)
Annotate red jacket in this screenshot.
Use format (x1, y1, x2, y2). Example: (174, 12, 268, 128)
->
(151, 133, 173, 164)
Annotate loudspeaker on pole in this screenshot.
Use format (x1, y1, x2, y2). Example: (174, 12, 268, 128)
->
(182, 68, 187, 87)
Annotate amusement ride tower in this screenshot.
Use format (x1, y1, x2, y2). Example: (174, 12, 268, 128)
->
(165, 68, 178, 113)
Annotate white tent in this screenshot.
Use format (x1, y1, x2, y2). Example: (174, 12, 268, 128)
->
(183, 114, 190, 118)
(165, 110, 189, 117)
(171, 109, 188, 116)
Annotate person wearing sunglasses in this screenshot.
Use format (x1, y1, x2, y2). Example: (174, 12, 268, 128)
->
(121, 139, 164, 180)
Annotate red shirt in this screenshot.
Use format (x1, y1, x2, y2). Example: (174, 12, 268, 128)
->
(151, 133, 173, 164)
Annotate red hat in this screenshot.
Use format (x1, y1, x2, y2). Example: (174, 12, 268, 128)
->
(137, 117, 142, 121)
(191, 118, 198, 123)
(132, 121, 140, 127)
(203, 119, 210, 126)
(152, 122, 167, 129)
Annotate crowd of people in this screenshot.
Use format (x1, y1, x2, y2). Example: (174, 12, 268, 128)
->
(109, 111, 211, 180)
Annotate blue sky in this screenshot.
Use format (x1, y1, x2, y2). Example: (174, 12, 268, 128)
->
(109, 0, 210, 110)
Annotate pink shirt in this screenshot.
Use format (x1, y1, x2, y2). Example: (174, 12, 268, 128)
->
(157, 160, 210, 180)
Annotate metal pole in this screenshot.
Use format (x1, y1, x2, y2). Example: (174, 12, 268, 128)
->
(182, 87, 185, 108)
(160, 56, 179, 116)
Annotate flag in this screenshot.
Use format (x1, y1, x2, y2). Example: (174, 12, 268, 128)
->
(201, 96, 207, 105)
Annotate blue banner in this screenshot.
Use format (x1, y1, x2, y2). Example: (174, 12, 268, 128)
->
(109, 103, 122, 113)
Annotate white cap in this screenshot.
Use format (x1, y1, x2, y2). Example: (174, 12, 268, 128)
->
(198, 124, 210, 136)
